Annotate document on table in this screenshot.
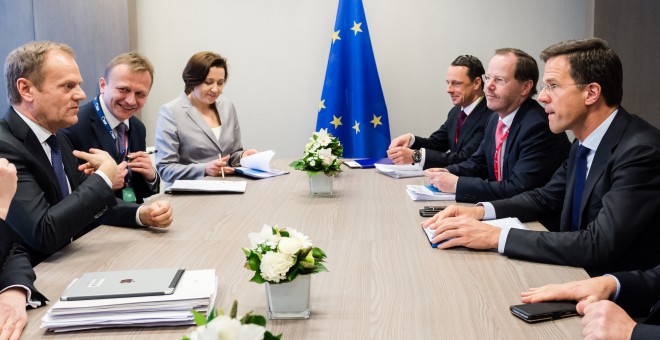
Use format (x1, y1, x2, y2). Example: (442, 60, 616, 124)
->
(423, 217, 527, 248)
(234, 150, 289, 179)
(406, 184, 456, 201)
(374, 163, 424, 178)
(344, 157, 393, 169)
(165, 180, 247, 193)
(41, 269, 217, 332)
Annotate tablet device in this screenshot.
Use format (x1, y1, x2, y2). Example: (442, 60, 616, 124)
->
(60, 267, 185, 301)
(510, 301, 578, 323)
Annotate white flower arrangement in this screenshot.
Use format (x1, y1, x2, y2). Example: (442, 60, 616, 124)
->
(289, 128, 343, 176)
(183, 301, 280, 340)
(243, 225, 327, 284)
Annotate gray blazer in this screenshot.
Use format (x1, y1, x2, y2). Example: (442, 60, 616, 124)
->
(155, 92, 244, 187)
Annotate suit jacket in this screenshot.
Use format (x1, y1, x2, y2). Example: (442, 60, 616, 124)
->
(493, 108, 660, 275)
(614, 266, 660, 339)
(156, 92, 245, 187)
(61, 98, 160, 203)
(0, 219, 47, 305)
(0, 108, 140, 264)
(411, 97, 492, 169)
(446, 98, 571, 203)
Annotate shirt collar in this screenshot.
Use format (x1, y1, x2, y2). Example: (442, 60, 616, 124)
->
(499, 107, 520, 128)
(98, 95, 130, 130)
(580, 108, 618, 151)
(12, 107, 53, 144)
(462, 96, 484, 116)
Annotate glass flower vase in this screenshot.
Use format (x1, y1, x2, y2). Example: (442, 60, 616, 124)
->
(308, 173, 334, 197)
(265, 274, 311, 319)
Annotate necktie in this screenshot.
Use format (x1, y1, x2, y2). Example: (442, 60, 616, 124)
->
(493, 120, 509, 181)
(45, 135, 70, 199)
(570, 145, 590, 231)
(455, 110, 467, 144)
(116, 123, 128, 161)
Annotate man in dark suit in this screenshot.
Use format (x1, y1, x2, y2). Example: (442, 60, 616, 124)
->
(0, 41, 173, 265)
(387, 55, 492, 169)
(62, 53, 159, 204)
(423, 38, 660, 275)
(0, 158, 46, 339)
(520, 265, 660, 339)
(426, 48, 571, 203)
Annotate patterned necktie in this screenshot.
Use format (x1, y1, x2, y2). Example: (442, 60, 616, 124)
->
(45, 135, 70, 199)
(116, 123, 128, 161)
(455, 110, 467, 144)
(493, 120, 509, 181)
(570, 145, 590, 231)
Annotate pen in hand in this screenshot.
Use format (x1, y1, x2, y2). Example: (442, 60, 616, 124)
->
(218, 153, 225, 178)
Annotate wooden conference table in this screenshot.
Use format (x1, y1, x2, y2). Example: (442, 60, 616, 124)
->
(25, 160, 589, 339)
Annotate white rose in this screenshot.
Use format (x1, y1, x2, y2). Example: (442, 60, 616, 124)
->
(286, 228, 313, 249)
(278, 236, 303, 255)
(238, 323, 267, 340)
(318, 148, 333, 165)
(192, 315, 266, 340)
(260, 251, 294, 283)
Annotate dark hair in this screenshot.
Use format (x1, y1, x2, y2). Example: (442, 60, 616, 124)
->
(182, 51, 228, 95)
(495, 48, 539, 98)
(4, 41, 74, 104)
(540, 38, 622, 106)
(451, 55, 485, 90)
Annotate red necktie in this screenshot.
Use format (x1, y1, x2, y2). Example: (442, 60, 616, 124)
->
(493, 120, 509, 181)
(455, 110, 467, 144)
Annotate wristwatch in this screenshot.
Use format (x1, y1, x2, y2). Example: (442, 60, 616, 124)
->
(412, 150, 422, 164)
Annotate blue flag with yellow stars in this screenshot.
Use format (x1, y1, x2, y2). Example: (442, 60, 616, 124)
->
(316, 0, 390, 158)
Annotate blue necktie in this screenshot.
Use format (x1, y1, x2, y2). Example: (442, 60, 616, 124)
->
(570, 145, 590, 231)
(46, 135, 70, 199)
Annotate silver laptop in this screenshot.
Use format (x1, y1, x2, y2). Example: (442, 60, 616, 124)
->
(60, 268, 185, 301)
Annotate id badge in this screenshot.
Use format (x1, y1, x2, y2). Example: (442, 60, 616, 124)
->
(122, 187, 137, 203)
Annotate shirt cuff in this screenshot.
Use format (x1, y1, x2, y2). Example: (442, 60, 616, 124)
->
(419, 148, 426, 169)
(135, 205, 147, 227)
(146, 168, 159, 190)
(95, 170, 112, 188)
(0, 285, 42, 308)
(408, 133, 416, 147)
(603, 274, 621, 301)
(479, 202, 497, 220)
(497, 227, 510, 254)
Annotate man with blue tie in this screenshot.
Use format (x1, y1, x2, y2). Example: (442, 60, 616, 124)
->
(387, 55, 492, 169)
(62, 53, 159, 204)
(0, 41, 173, 264)
(422, 38, 660, 276)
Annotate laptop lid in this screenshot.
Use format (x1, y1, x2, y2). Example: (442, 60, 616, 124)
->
(60, 268, 185, 301)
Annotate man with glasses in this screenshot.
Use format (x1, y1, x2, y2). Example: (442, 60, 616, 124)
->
(387, 55, 492, 169)
(425, 48, 570, 205)
(423, 38, 660, 276)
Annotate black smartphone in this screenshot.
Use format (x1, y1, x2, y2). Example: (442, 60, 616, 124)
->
(419, 205, 447, 217)
(510, 301, 578, 323)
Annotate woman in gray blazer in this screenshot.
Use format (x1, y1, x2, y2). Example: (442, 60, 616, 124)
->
(155, 51, 257, 187)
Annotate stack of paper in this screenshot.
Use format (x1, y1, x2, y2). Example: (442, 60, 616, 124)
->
(374, 163, 424, 178)
(406, 184, 456, 201)
(41, 269, 217, 332)
(165, 180, 247, 193)
(234, 150, 289, 179)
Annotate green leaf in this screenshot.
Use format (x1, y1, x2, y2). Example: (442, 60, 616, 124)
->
(191, 309, 207, 326)
(264, 331, 283, 340)
(230, 300, 238, 319)
(311, 263, 328, 273)
(207, 307, 218, 322)
(247, 252, 261, 271)
(250, 271, 266, 284)
(312, 247, 327, 260)
(242, 247, 252, 256)
(242, 314, 267, 327)
(280, 230, 290, 238)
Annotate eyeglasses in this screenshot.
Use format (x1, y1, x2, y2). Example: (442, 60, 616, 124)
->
(540, 83, 586, 95)
(481, 74, 507, 87)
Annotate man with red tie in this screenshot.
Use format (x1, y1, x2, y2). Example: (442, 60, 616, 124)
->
(425, 48, 571, 205)
(387, 55, 492, 169)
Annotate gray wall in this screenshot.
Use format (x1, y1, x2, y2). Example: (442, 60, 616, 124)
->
(0, 0, 130, 114)
(594, 0, 660, 128)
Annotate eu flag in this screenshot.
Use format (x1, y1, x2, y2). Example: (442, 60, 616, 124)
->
(316, 0, 390, 158)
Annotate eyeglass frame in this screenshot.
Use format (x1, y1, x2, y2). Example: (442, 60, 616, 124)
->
(481, 74, 509, 87)
(539, 83, 588, 96)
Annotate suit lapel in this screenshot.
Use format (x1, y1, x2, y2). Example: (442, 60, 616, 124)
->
(90, 106, 121, 161)
(561, 141, 580, 231)
(179, 93, 220, 149)
(458, 99, 487, 148)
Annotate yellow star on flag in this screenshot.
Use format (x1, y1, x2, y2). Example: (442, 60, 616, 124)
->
(330, 115, 343, 129)
(370, 114, 382, 128)
(318, 99, 326, 112)
(351, 21, 363, 36)
(332, 30, 341, 44)
(352, 120, 360, 134)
